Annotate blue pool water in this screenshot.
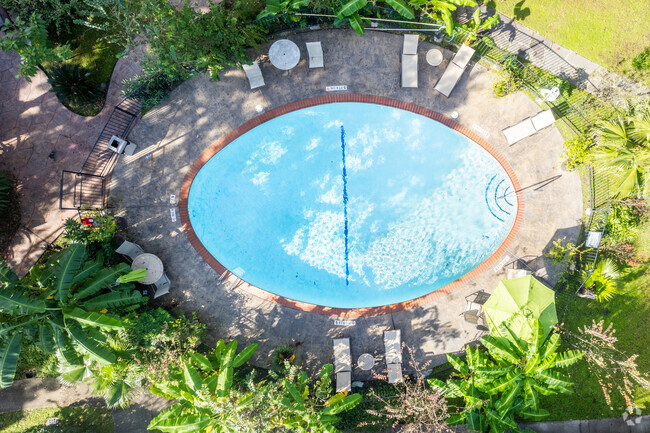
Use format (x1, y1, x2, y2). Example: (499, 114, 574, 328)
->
(188, 103, 517, 308)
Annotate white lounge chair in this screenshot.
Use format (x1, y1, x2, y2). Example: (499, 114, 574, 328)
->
(434, 44, 475, 97)
(306, 42, 323, 68)
(384, 330, 402, 384)
(153, 273, 171, 298)
(402, 34, 418, 88)
(115, 240, 144, 262)
(585, 231, 603, 249)
(333, 338, 352, 392)
(242, 62, 265, 89)
(502, 109, 556, 145)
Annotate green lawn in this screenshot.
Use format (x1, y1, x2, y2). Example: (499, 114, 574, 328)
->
(487, 0, 650, 84)
(0, 407, 114, 433)
(540, 251, 650, 420)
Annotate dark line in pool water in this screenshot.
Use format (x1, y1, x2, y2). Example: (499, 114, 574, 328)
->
(340, 125, 350, 285)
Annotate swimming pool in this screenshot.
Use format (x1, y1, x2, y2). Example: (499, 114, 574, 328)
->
(183, 97, 521, 311)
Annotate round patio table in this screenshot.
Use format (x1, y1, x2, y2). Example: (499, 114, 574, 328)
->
(426, 48, 443, 66)
(357, 353, 375, 371)
(269, 39, 301, 70)
(131, 253, 164, 285)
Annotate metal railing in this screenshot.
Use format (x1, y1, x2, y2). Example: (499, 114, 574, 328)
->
(59, 97, 141, 210)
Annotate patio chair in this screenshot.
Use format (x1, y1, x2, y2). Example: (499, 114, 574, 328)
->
(333, 338, 352, 392)
(462, 291, 489, 331)
(306, 42, 324, 68)
(434, 44, 475, 97)
(384, 330, 402, 384)
(115, 240, 144, 262)
(463, 309, 487, 330)
(401, 34, 418, 88)
(153, 272, 171, 298)
(502, 109, 556, 145)
(242, 61, 265, 89)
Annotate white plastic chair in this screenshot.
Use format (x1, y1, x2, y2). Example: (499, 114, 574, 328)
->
(115, 240, 144, 262)
(153, 273, 171, 298)
(242, 62, 265, 89)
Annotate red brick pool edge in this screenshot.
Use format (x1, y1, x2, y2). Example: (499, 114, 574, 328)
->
(179, 94, 524, 317)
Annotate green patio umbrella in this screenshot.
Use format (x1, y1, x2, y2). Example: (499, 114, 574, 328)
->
(482, 275, 558, 341)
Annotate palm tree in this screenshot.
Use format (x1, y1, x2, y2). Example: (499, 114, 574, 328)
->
(591, 114, 650, 200)
(0, 244, 145, 388)
(429, 320, 582, 433)
(582, 258, 620, 302)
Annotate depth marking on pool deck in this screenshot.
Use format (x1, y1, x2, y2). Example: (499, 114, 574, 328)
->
(340, 125, 350, 285)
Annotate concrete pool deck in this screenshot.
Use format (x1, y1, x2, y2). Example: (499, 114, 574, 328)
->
(110, 29, 583, 374)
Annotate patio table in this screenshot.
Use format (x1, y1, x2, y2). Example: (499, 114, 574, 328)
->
(269, 39, 301, 70)
(131, 253, 164, 285)
(357, 353, 375, 371)
(426, 48, 443, 66)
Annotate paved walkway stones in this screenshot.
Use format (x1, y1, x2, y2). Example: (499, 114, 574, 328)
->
(110, 29, 583, 375)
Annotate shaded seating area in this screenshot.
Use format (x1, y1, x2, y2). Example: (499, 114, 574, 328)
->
(401, 34, 418, 88)
(462, 291, 490, 331)
(115, 240, 171, 298)
(384, 330, 402, 384)
(434, 44, 475, 97)
(333, 338, 352, 392)
(306, 42, 324, 68)
(243, 61, 265, 89)
(502, 109, 556, 145)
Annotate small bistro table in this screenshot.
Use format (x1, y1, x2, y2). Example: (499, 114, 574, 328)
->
(357, 353, 375, 371)
(269, 39, 301, 70)
(131, 253, 164, 285)
(425, 48, 443, 66)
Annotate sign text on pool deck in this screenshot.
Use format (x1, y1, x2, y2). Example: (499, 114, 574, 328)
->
(334, 320, 356, 326)
(326, 85, 347, 92)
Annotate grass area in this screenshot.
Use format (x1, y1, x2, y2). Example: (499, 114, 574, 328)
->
(45, 25, 122, 116)
(539, 257, 650, 420)
(0, 407, 114, 433)
(486, 0, 650, 85)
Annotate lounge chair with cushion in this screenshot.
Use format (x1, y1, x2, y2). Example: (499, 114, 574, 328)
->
(306, 42, 324, 68)
(153, 272, 171, 298)
(434, 44, 475, 97)
(384, 330, 403, 384)
(333, 338, 352, 392)
(402, 34, 418, 88)
(502, 109, 556, 145)
(115, 240, 144, 262)
(242, 61, 265, 89)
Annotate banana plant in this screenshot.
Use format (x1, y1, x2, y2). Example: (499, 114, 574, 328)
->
(459, 7, 500, 42)
(429, 320, 582, 433)
(272, 363, 362, 432)
(257, 0, 309, 18)
(582, 258, 620, 302)
(0, 244, 145, 388)
(148, 339, 260, 432)
(410, 0, 477, 37)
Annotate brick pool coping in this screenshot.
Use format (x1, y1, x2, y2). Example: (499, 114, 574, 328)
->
(179, 94, 524, 317)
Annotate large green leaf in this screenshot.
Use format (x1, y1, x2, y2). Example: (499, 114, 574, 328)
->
(182, 362, 203, 394)
(81, 290, 143, 310)
(321, 393, 361, 415)
(216, 366, 233, 397)
(481, 335, 519, 364)
(232, 343, 258, 367)
(384, 0, 414, 18)
(0, 286, 46, 314)
(336, 0, 367, 18)
(63, 308, 124, 331)
(518, 407, 550, 421)
(535, 370, 573, 392)
(223, 340, 237, 365)
(447, 353, 468, 375)
(54, 243, 87, 301)
(148, 404, 183, 429)
(256, 0, 288, 18)
(106, 381, 133, 408)
(74, 263, 131, 300)
(440, 8, 454, 36)
(36, 250, 64, 287)
(149, 414, 211, 432)
(554, 350, 583, 368)
(38, 324, 55, 354)
(347, 13, 365, 35)
(59, 364, 90, 384)
(0, 260, 17, 284)
(0, 333, 22, 388)
(150, 383, 183, 400)
(117, 268, 147, 284)
(190, 352, 212, 371)
(72, 260, 102, 284)
(54, 328, 82, 366)
(67, 323, 116, 364)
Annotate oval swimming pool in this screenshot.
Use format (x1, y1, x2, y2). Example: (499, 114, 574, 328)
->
(184, 98, 520, 311)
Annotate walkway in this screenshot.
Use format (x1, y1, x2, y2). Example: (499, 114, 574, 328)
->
(110, 29, 582, 374)
(0, 378, 172, 433)
(0, 48, 143, 277)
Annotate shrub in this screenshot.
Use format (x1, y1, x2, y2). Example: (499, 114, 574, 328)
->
(64, 211, 120, 246)
(272, 345, 296, 370)
(1, 0, 85, 34)
(632, 47, 650, 72)
(48, 64, 100, 107)
(562, 136, 592, 170)
(122, 63, 188, 112)
(0, 172, 21, 254)
(599, 240, 645, 267)
(493, 74, 523, 97)
(605, 201, 648, 244)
